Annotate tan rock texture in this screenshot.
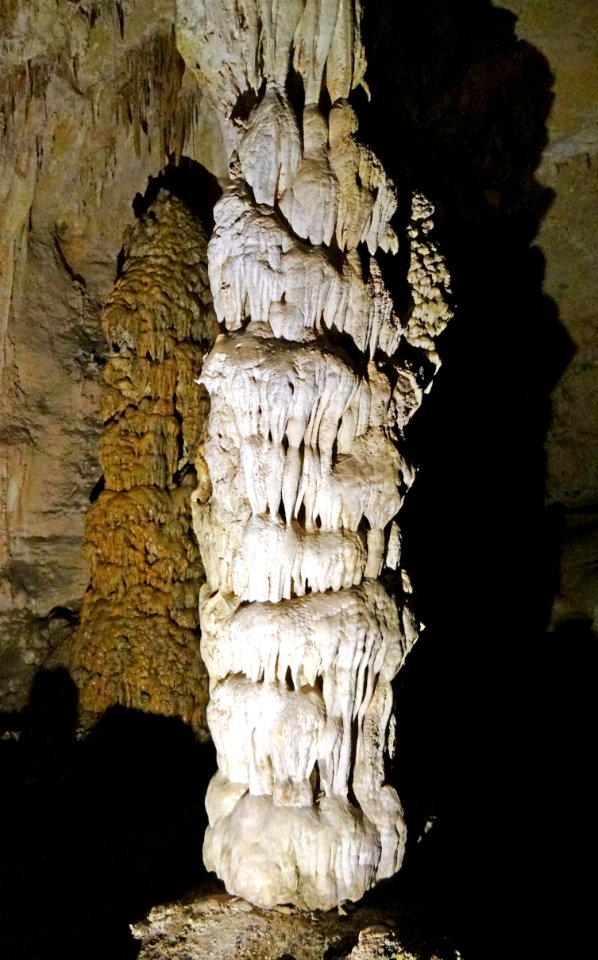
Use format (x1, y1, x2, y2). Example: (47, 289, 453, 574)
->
(131, 886, 449, 960)
(67, 191, 218, 734)
(0, 0, 219, 709)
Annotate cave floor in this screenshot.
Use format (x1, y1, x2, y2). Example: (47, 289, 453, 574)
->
(0, 696, 582, 960)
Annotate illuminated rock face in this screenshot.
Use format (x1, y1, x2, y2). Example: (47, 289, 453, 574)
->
(183, 0, 452, 909)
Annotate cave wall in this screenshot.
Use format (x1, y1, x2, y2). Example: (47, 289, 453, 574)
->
(504, 0, 598, 626)
(0, 1, 226, 710)
(0, 0, 596, 718)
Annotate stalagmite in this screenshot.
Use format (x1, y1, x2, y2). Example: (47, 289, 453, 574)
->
(180, 0, 452, 909)
(68, 192, 218, 733)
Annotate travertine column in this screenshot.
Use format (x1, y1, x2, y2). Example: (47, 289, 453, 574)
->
(181, 0, 452, 908)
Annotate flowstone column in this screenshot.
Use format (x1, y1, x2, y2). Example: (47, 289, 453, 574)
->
(181, 0, 452, 909)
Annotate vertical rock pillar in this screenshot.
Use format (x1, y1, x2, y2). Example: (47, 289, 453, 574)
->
(69, 191, 218, 734)
(180, 0, 452, 908)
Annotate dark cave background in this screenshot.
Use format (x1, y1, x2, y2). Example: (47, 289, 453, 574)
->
(363, 1, 584, 956)
(0, 2, 587, 958)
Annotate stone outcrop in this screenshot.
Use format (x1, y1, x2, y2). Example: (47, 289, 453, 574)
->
(67, 190, 218, 734)
(182, 0, 451, 909)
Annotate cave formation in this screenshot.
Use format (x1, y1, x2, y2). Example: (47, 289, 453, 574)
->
(0, 1, 596, 958)
(63, 0, 454, 911)
(68, 189, 218, 733)
(181, 0, 452, 909)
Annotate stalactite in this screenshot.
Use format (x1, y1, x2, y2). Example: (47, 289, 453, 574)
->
(116, 28, 186, 158)
(68, 191, 218, 734)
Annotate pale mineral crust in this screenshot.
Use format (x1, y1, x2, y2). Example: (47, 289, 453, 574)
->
(182, 0, 453, 909)
(67, 191, 218, 734)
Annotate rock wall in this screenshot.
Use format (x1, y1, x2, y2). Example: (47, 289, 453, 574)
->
(503, 0, 598, 628)
(0, 1, 220, 710)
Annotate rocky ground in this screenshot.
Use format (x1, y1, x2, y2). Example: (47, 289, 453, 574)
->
(131, 885, 460, 960)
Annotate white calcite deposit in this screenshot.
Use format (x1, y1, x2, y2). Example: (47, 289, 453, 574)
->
(181, 0, 452, 910)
